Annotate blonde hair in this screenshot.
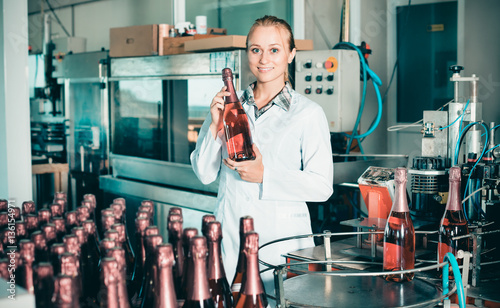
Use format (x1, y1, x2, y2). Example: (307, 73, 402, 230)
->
(246, 15, 296, 82)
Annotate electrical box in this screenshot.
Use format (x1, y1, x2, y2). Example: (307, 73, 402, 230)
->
(295, 50, 360, 132)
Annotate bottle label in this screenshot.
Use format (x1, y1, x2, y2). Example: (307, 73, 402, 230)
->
(231, 283, 241, 293)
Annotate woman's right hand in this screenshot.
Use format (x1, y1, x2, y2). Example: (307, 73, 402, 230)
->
(209, 86, 229, 139)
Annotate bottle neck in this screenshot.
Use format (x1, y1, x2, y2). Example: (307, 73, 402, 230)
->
(158, 265, 177, 307)
(235, 235, 245, 272)
(446, 180, 462, 211)
(207, 240, 226, 280)
(223, 77, 239, 104)
(392, 180, 409, 213)
(189, 257, 211, 301)
(243, 253, 264, 296)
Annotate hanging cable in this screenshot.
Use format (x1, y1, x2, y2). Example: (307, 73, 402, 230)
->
(438, 99, 470, 131)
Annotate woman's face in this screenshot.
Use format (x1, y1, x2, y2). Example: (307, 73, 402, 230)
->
(247, 25, 296, 86)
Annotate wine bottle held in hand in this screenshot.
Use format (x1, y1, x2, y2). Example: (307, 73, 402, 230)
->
(383, 167, 415, 282)
(222, 68, 255, 161)
(438, 166, 469, 274)
(235, 232, 269, 308)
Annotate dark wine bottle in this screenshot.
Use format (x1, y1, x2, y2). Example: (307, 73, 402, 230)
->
(167, 219, 184, 297)
(31, 231, 49, 264)
(139, 234, 164, 308)
(19, 240, 35, 293)
(221, 68, 255, 161)
(50, 243, 66, 277)
(183, 236, 216, 308)
(438, 166, 469, 272)
(129, 217, 151, 306)
(82, 220, 101, 306)
(33, 262, 55, 308)
(15, 221, 27, 246)
(155, 244, 178, 308)
(111, 223, 135, 281)
(99, 257, 120, 308)
(52, 217, 66, 242)
(59, 252, 83, 305)
(179, 228, 199, 300)
(38, 208, 52, 228)
(207, 221, 233, 308)
(231, 216, 254, 302)
(25, 214, 39, 237)
(0, 212, 7, 230)
(42, 224, 57, 249)
(107, 247, 133, 308)
(52, 274, 80, 308)
(234, 232, 268, 308)
(383, 167, 415, 282)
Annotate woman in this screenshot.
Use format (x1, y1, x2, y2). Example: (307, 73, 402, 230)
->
(190, 15, 333, 289)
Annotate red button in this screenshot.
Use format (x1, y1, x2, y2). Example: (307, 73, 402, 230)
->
(324, 61, 333, 69)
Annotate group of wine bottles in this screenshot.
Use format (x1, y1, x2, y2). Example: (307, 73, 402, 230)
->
(383, 166, 470, 282)
(0, 194, 269, 308)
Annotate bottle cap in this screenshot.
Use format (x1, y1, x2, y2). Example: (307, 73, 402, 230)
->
(113, 198, 126, 214)
(25, 214, 39, 230)
(111, 203, 123, 221)
(206, 221, 222, 242)
(244, 231, 259, 255)
(50, 204, 63, 218)
(145, 234, 163, 254)
(168, 213, 182, 223)
(0, 199, 8, 211)
(202, 215, 216, 237)
(15, 221, 27, 238)
(83, 194, 96, 211)
(42, 224, 57, 243)
(60, 252, 78, 276)
(190, 236, 208, 259)
(156, 243, 174, 267)
(136, 210, 150, 220)
(0, 213, 7, 227)
(82, 220, 96, 238)
(54, 192, 67, 201)
(63, 234, 81, 256)
(394, 167, 407, 184)
(19, 239, 35, 263)
(106, 247, 126, 273)
(101, 208, 114, 217)
(145, 226, 160, 237)
(38, 209, 52, 224)
(52, 217, 66, 234)
(0, 259, 9, 280)
(31, 231, 47, 249)
(65, 211, 78, 227)
(34, 262, 54, 279)
(449, 166, 461, 182)
(22, 201, 36, 216)
(100, 238, 117, 254)
(104, 229, 119, 243)
(240, 216, 254, 235)
(111, 223, 126, 243)
(139, 204, 154, 217)
(53, 275, 75, 305)
(50, 243, 66, 256)
(53, 198, 66, 213)
(72, 227, 87, 245)
(76, 206, 90, 223)
(135, 217, 150, 234)
(102, 214, 116, 232)
(222, 68, 233, 80)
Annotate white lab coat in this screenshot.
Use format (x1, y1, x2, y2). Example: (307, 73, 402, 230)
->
(190, 88, 334, 291)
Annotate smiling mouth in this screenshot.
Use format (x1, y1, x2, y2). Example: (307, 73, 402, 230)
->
(258, 67, 273, 72)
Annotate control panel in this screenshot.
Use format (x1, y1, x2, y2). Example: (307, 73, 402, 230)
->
(295, 50, 360, 132)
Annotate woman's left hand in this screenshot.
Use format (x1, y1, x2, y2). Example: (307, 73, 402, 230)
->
(223, 144, 264, 183)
